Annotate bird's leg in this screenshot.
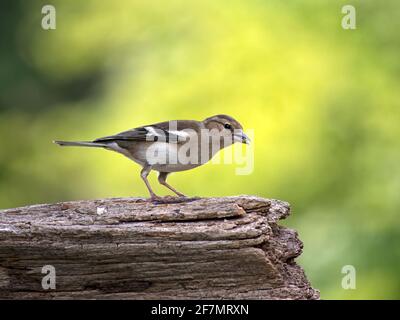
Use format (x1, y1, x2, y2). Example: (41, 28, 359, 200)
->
(140, 166, 161, 200)
(158, 172, 186, 197)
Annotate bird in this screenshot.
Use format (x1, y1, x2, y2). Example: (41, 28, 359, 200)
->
(54, 114, 250, 201)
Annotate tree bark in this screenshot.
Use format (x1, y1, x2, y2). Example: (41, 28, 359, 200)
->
(0, 195, 319, 299)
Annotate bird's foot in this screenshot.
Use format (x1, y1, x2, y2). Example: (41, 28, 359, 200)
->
(176, 193, 186, 198)
(149, 195, 200, 204)
(149, 194, 164, 202)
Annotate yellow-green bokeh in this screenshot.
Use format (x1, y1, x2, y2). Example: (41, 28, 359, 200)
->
(0, 0, 399, 299)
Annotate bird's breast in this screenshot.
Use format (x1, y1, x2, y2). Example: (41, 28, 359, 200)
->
(114, 139, 223, 172)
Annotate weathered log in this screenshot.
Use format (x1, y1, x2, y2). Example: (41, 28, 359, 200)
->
(0, 196, 319, 299)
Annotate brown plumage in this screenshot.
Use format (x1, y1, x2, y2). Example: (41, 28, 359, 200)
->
(54, 115, 250, 200)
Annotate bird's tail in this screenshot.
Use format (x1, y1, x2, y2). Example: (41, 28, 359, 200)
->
(53, 140, 107, 148)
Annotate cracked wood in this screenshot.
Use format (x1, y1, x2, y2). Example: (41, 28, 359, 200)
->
(0, 195, 319, 299)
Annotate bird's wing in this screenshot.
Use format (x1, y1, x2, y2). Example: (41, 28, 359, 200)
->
(94, 123, 190, 144)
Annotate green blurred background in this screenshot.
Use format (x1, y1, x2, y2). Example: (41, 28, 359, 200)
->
(1, 0, 399, 299)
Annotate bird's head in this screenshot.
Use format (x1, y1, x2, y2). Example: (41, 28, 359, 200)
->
(203, 114, 250, 145)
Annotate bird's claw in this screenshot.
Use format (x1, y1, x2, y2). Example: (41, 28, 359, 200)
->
(149, 195, 198, 204)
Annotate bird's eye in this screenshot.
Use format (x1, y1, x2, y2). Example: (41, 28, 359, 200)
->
(224, 123, 232, 130)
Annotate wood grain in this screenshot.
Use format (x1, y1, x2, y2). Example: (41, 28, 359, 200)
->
(0, 196, 319, 299)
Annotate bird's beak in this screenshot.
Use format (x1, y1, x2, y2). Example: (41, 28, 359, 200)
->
(233, 130, 251, 145)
